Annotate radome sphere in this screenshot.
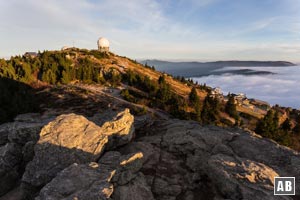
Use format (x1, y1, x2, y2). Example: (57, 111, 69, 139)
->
(97, 37, 110, 52)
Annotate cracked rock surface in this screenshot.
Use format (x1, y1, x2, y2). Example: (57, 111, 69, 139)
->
(119, 119, 299, 200)
(1, 110, 299, 200)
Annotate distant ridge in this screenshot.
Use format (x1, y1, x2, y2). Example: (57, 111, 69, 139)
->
(141, 60, 296, 77)
(142, 60, 295, 66)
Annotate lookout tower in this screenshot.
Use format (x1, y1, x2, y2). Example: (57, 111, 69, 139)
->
(97, 37, 110, 53)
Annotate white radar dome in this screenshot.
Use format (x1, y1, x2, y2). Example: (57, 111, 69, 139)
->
(97, 37, 110, 48)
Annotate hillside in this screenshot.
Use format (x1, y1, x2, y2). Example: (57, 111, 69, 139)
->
(0, 48, 300, 199)
(1, 48, 300, 148)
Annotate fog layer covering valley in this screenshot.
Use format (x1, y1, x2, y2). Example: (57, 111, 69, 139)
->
(143, 60, 299, 108)
(192, 66, 300, 109)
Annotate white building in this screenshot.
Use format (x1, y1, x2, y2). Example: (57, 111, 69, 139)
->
(212, 87, 222, 95)
(61, 46, 71, 51)
(24, 52, 37, 58)
(210, 87, 223, 99)
(97, 37, 110, 53)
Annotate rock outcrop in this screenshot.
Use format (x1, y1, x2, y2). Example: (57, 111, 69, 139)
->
(21, 109, 135, 196)
(0, 113, 53, 196)
(22, 114, 107, 188)
(118, 120, 300, 200)
(36, 162, 115, 200)
(36, 151, 151, 200)
(1, 109, 300, 200)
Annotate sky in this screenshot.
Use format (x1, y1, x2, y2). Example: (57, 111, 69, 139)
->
(0, 0, 299, 62)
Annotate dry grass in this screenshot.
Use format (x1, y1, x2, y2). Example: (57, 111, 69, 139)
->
(113, 55, 207, 99)
(237, 106, 264, 119)
(64, 50, 266, 123)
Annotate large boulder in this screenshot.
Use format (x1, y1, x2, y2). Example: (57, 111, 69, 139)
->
(22, 113, 108, 188)
(22, 109, 135, 190)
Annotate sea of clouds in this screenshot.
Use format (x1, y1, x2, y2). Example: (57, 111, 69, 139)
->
(192, 66, 300, 109)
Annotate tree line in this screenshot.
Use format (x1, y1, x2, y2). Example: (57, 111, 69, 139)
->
(0, 51, 114, 85)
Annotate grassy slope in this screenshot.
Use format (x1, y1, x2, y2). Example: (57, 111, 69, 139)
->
(40, 50, 265, 119)
(65, 49, 259, 125)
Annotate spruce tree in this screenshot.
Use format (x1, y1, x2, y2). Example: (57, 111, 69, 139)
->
(281, 118, 292, 131)
(201, 94, 217, 124)
(189, 87, 199, 106)
(225, 94, 239, 120)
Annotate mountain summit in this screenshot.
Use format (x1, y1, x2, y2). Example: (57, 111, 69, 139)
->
(0, 48, 299, 199)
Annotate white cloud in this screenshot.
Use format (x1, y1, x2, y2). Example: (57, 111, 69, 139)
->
(192, 66, 300, 108)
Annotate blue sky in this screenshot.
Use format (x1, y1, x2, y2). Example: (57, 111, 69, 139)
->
(0, 0, 299, 62)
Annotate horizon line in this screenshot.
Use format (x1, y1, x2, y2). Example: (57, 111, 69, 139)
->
(1, 50, 299, 64)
